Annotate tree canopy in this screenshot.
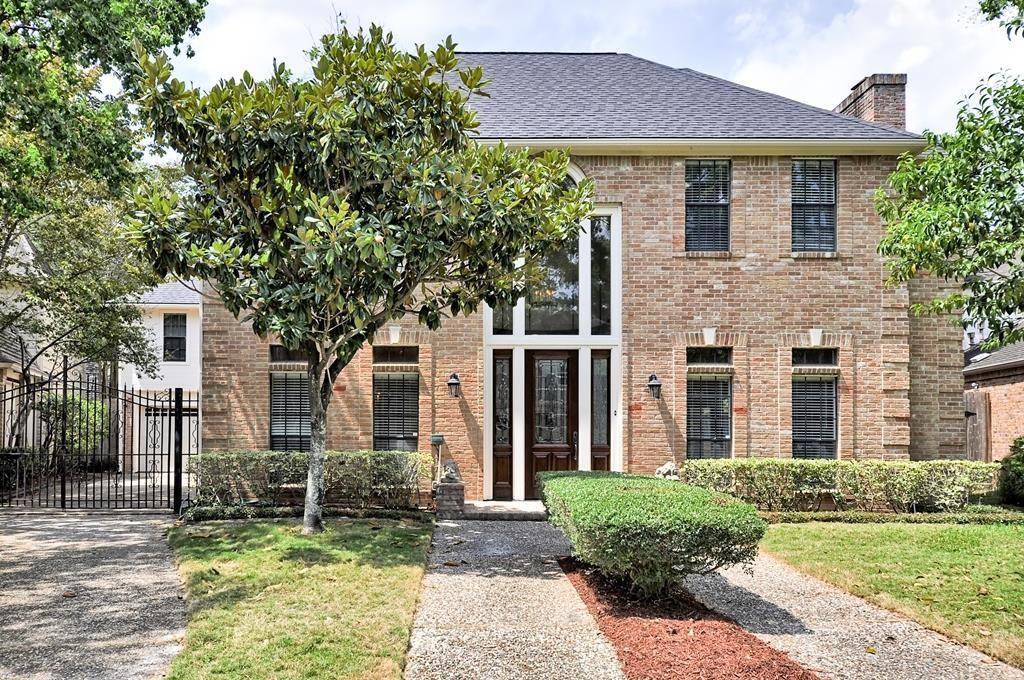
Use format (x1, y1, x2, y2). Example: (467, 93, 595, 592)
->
(132, 25, 592, 532)
(0, 0, 206, 376)
(877, 2, 1024, 347)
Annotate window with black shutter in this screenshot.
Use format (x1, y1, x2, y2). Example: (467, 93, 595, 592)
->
(686, 376, 732, 458)
(373, 373, 419, 451)
(163, 313, 186, 362)
(685, 159, 730, 251)
(792, 377, 837, 458)
(270, 372, 310, 451)
(792, 159, 837, 252)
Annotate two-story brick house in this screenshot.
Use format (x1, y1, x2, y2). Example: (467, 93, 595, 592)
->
(201, 53, 965, 501)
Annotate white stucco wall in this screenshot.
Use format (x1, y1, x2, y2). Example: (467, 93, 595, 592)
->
(121, 304, 202, 392)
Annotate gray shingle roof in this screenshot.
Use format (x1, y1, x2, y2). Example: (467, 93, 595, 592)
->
(456, 52, 920, 141)
(138, 281, 201, 306)
(964, 341, 1024, 376)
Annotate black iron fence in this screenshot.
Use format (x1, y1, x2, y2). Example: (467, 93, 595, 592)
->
(0, 375, 199, 511)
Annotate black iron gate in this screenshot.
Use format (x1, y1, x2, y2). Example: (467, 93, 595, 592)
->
(0, 375, 199, 511)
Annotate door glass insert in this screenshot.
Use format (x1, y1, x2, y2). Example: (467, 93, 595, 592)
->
(494, 355, 511, 446)
(592, 354, 610, 447)
(534, 358, 569, 444)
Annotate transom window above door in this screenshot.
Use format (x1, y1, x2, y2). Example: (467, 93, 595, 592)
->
(490, 203, 619, 339)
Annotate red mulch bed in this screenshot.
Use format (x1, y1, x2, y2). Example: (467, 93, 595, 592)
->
(560, 558, 818, 680)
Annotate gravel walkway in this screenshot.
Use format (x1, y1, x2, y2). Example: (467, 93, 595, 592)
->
(686, 553, 1022, 680)
(404, 520, 624, 680)
(0, 514, 185, 680)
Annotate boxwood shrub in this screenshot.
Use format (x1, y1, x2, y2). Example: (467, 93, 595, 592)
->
(680, 459, 1000, 512)
(539, 471, 766, 596)
(188, 449, 432, 510)
(999, 436, 1024, 506)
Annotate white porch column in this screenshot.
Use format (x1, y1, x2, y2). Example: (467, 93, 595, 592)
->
(577, 346, 592, 471)
(511, 346, 526, 500)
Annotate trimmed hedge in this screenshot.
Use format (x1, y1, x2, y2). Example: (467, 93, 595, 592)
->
(760, 508, 1024, 525)
(188, 450, 432, 510)
(1000, 436, 1024, 506)
(181, 504, 431, 523)
(539, 471, 766, 596)
(680, 459, 1000, 512)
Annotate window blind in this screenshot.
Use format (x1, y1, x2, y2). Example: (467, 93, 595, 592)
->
(270, 372, 311, 451)
(792, 377, 838, 458)
(686, 376, 732, 459)
(685, 159, 730, 251)
(373, 373, 419, 451)
(792, 159, 837, 252)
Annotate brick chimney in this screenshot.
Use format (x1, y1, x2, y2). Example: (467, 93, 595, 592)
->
(833, 73, 907, 129)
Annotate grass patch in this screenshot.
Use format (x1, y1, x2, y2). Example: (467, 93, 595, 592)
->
(167, 519, 433, 679)
(762, 522, 1024, 668)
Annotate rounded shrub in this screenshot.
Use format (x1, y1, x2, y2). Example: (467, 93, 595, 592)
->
(539, 471, 766, 596)
(1000, 436, 1024, 506)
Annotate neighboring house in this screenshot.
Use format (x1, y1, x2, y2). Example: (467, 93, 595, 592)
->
(201, 55, 965, 501)
(964, 341, 1024, 461)
(120, 281, 203, 469)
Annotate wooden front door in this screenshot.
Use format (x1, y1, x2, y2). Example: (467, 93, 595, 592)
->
(525, 350, 578, 499)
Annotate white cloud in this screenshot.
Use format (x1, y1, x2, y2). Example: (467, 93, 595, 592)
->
(731, 0, 1024, 132)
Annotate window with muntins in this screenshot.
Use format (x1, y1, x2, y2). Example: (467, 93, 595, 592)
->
(270, 372, 310, 451)
(686, 346, 733, 364)
(792, 159, 837, 252)
(163, 314, 186, 362)
(373, 373, 419, 451)
(687, 376, 731, 458)
(685, 160, 730, 251)
(792, 347, 838, 366)
(792, 377, 837, 458)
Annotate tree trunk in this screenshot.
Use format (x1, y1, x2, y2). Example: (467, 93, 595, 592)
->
(302, 361, 330, 535)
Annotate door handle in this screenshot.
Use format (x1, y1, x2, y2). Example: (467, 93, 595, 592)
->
(572, 431, 579, 458)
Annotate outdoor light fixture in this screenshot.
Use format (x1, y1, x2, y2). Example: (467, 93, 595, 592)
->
(647, 373, 662, 400)
(447, 373, 462, 398)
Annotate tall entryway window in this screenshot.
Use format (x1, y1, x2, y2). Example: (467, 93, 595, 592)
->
(483, 169, 622, 500)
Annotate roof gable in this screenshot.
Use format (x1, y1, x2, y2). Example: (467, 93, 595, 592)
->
(456, 52, 920, 143)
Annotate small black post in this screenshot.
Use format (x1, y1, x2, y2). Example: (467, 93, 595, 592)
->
(60, 356, 68, 510)
(172, 388, 183, 513)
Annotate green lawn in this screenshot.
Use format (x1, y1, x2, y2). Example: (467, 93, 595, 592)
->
(762, 523, 1024, 668)
(167, 519, 433, 680)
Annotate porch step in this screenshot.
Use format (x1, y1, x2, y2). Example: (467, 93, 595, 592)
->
(461, 500, 547, 521)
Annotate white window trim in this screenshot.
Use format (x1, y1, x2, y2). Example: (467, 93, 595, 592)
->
(482, 202, 623, 500)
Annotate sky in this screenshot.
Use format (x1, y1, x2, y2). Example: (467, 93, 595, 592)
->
(168, 0, 1024, 134)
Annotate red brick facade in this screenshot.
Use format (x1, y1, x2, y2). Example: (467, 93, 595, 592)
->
(201, 151, 966, 499)
(965, 367, 1024, 461)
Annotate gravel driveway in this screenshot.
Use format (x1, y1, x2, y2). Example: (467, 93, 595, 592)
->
(0, 514, 185, 680)
(686, 553, 1022, 680)
(404, 520, 624, 680)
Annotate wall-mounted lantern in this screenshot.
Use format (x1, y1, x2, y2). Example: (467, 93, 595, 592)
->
(447, 373, 462, 398)
(647, 373, 662, 400)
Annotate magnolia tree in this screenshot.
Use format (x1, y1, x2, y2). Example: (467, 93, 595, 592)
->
(132, 26, 592, 533)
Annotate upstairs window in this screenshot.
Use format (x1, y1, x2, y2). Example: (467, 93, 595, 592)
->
(792, 377, 837, 459)
(685, 160, 730, 251)
(163, 314, 186, 362)
(269, 344, 307, 362)
(792, 159, 837, 252)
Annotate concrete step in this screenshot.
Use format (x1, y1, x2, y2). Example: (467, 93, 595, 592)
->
(460, 500, 548, 521)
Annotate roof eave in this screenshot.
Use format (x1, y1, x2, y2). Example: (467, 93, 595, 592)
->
(475, 137, 925, 156)
(963, 357, 1024, 377)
